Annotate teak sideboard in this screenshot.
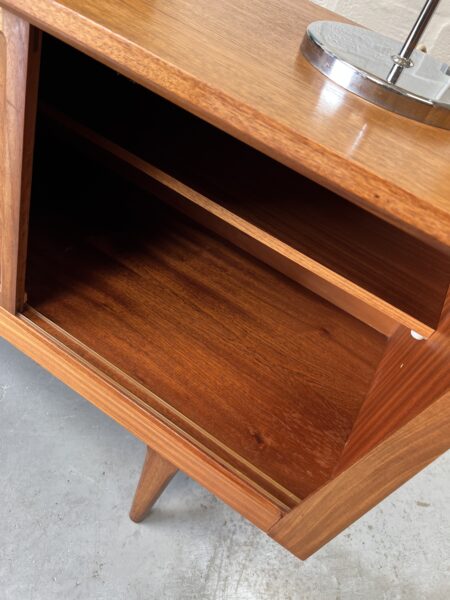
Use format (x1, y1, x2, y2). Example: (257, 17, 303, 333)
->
(0, 0, 449, 560)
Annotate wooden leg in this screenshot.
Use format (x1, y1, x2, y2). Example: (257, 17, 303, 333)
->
(129, 447, 178, 523)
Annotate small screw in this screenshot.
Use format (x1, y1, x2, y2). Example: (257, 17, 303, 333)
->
(392, 54, 414, 68)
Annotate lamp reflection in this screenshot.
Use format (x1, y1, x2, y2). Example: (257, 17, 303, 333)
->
(317, 78, 369, 156)
(317, 78, 347, 115)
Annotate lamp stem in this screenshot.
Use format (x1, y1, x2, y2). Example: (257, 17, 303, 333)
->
(387, 0, 441, 84)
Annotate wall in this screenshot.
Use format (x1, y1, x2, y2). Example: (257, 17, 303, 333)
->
(313, 0, 450, 62)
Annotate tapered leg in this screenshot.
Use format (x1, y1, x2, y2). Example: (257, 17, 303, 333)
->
(129, 447, 178, 523)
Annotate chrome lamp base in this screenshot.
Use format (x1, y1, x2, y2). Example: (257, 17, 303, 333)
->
(301, 21, 450, 129)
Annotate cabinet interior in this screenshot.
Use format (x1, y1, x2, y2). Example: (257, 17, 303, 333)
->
(22, 33, 449, 508)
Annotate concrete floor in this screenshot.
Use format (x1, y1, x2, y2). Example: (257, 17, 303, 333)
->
(1, 337, 449, 600)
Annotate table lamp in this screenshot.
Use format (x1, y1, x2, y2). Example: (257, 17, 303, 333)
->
(302, 0, 450, 128)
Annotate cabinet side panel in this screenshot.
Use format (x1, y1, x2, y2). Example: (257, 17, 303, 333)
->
(335, 287, 450, 472)
(270, 391, 450, 559)
(0, 11, 39, 312)
(15, 25, 40, 310)
(271, 289, 450, 559)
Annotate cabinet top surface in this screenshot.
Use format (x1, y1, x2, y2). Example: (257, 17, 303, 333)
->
(2, 0, 450, 247)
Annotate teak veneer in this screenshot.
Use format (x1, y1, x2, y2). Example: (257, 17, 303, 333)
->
(0, 0, 449, 561)
(129, 448, 178, 523)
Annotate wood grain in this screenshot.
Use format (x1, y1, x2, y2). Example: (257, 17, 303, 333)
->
(38, 105, 397, 337)
(129, 447, 178, 523)
(335, 288, 450, 473)
(1, 0, 449, 248)
(37, 57, 450, 337)
(270, 390, 450, 559)
(14, 25, 40, 310)
(0, 11, 39, 312)
(271, 289, 450, 558)
(23, 304, 298, 509)
(1, 0, 448, 560)
(0, 305, 284, 531)
(25, 139, 387, 500)
(35, 34, 450, 336)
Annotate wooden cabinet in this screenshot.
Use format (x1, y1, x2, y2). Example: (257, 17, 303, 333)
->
(0, 0, 449, 560)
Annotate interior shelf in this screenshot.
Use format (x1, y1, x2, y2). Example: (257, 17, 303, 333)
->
(25, 135, 388, 507)
(36, 34, 450, 338)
